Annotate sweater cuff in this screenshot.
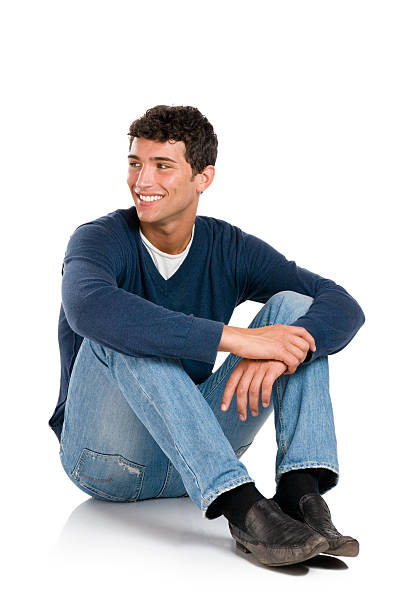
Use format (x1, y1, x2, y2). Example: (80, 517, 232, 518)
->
(303, 348, 317, 364)
(182, 316, 225, 364)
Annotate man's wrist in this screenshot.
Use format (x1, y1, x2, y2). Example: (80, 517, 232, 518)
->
(218, 324, 246, 354)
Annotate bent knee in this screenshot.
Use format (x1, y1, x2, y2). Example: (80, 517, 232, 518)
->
(61, 447, 146, 502)
(267, 291, 314, 323)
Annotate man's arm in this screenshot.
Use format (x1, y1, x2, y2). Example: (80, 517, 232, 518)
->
(238, 231, 365, 364)
(218, 322, 316, 374)
(61, 221, 224, 364)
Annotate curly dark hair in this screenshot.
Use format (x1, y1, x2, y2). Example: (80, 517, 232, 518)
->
(128, 105, 218, 177)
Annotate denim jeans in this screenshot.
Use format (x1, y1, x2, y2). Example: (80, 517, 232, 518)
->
(59, 291, 339, 518)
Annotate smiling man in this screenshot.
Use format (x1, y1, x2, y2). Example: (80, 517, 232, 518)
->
(50, 105, 365, 567)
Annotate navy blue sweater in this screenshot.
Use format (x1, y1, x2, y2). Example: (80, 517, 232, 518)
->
(49, 206, 365, 441)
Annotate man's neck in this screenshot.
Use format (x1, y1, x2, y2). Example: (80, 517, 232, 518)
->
(139, 218, 196, 255)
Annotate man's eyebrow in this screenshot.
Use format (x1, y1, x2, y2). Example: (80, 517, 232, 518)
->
(128, 154, 178, 163)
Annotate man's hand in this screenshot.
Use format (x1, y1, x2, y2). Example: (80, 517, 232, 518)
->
(219, 324, 316, 374)
(221, 358, 288, 421)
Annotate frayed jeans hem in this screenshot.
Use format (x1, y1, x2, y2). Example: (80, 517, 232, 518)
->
(201, 476, 255, 518)
(276, 463, 339, 495)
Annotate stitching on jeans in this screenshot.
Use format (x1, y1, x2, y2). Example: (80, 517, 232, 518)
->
(70, 448, 145, 501)
(156, 460, 172, 498)
(174, 441, 200, 491)
(277, 462, 339, 472)
(119, 354, 203, 495)
(121, 356, 153, 402)
(275, 377, 287, 457)
(201, 354, 242, 400)
(202, 476, 254, 512)
(120, 355, 200, 491)
(235, 442, 253, 458)
(72, 478, 139, 502)
(280, 461, 338, 474)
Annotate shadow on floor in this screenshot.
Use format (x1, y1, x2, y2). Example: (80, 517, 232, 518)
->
(51, 496, 348, 574)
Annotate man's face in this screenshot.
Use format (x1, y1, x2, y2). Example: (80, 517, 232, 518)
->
(127, 138, 202, 226)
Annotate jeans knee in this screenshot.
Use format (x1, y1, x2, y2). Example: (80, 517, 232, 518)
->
(267, 291, 314, 324)
(61, 446, 146, 502)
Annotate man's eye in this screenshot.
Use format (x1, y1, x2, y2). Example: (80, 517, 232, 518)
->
(129, 162, 141, 168)
(158, 164, 170, 169)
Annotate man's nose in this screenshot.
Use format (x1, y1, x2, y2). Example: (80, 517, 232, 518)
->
(136, 164, 155, 188)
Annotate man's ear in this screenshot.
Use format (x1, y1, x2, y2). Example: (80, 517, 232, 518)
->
(196, 165, 215, 194)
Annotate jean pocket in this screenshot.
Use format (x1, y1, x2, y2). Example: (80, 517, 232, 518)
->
(235, 442, 252, 459)
(71, 448, 145, 501)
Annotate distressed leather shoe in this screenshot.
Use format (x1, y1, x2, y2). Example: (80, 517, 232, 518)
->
(228, 498, 329, 566)
(295, 493, 359, 557)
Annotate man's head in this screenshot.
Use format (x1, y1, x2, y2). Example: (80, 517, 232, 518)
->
(128, 105, 218, 177)
(127, 105, 217, 228)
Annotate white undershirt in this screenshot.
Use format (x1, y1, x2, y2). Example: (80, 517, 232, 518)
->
(139, 224, 195, 280)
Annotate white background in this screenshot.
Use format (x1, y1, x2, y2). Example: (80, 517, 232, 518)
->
(2, 1, 404, 610)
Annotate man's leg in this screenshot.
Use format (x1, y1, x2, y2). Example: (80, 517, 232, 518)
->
(198, 291, 357, 557)
(59, 298, 333, 565)
(60, 337, 189, 503)
(198, 290, 338, 503)
(60, 336, 255, 516)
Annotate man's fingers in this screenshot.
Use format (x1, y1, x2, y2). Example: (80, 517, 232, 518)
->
(286, 342, 308, 363)
(290, 326, 316, 352)
(290, 335, 312, 356)
(280, 349, 301, 371)
(248, 369, 266, 417)
(221, 358, 291, 421)
(221, 368, 243, 411)
(261, 372, 276, 407)
(237, 366, 257, 420)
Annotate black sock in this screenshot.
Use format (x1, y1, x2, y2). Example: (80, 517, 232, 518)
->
(273, 468, 320, 518)
(206, 482, 265, 530)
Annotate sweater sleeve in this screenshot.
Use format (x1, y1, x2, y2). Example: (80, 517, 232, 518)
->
(61, 221, 224, 364)
(241, 231, 365, 364)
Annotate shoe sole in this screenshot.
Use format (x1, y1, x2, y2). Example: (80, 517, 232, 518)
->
(230, 526, 329, 567)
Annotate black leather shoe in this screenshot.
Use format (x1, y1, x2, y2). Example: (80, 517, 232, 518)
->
(228, 498, 329, 566)
(295, 493, 359, 557)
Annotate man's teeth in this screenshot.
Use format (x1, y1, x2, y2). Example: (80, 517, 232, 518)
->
(139, 194, 164, 202)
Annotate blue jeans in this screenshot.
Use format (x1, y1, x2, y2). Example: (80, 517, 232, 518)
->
(59, 291, 339, 518)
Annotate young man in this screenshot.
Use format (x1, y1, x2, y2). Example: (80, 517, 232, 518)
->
(50, 105, 365, 567)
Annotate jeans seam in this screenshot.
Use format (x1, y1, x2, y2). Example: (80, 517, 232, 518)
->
(276, 463, 339, 479)
(121, 356, 153, 402)
(70, 448, 145, 501)
(276, 463, 339, 495)
(71, 478, 140, 502)
(272, 295, 285, 325)
(155, 460, 172, 498)
(173, 441, 200, 492)
(275, 377, 287, 457)
(201, 354, 242, 401)
(120, 355, 201, 493)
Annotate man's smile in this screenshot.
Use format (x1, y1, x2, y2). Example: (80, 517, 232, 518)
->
(138, 194, 164, 202)
(134, 190, 166, 205)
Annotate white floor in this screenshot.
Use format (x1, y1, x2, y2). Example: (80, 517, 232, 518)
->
(7, 398, 401, 612)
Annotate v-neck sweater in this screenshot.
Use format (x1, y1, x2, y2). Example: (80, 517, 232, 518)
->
(49, 206, 365, 441)
(139, 223, 195, 280)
